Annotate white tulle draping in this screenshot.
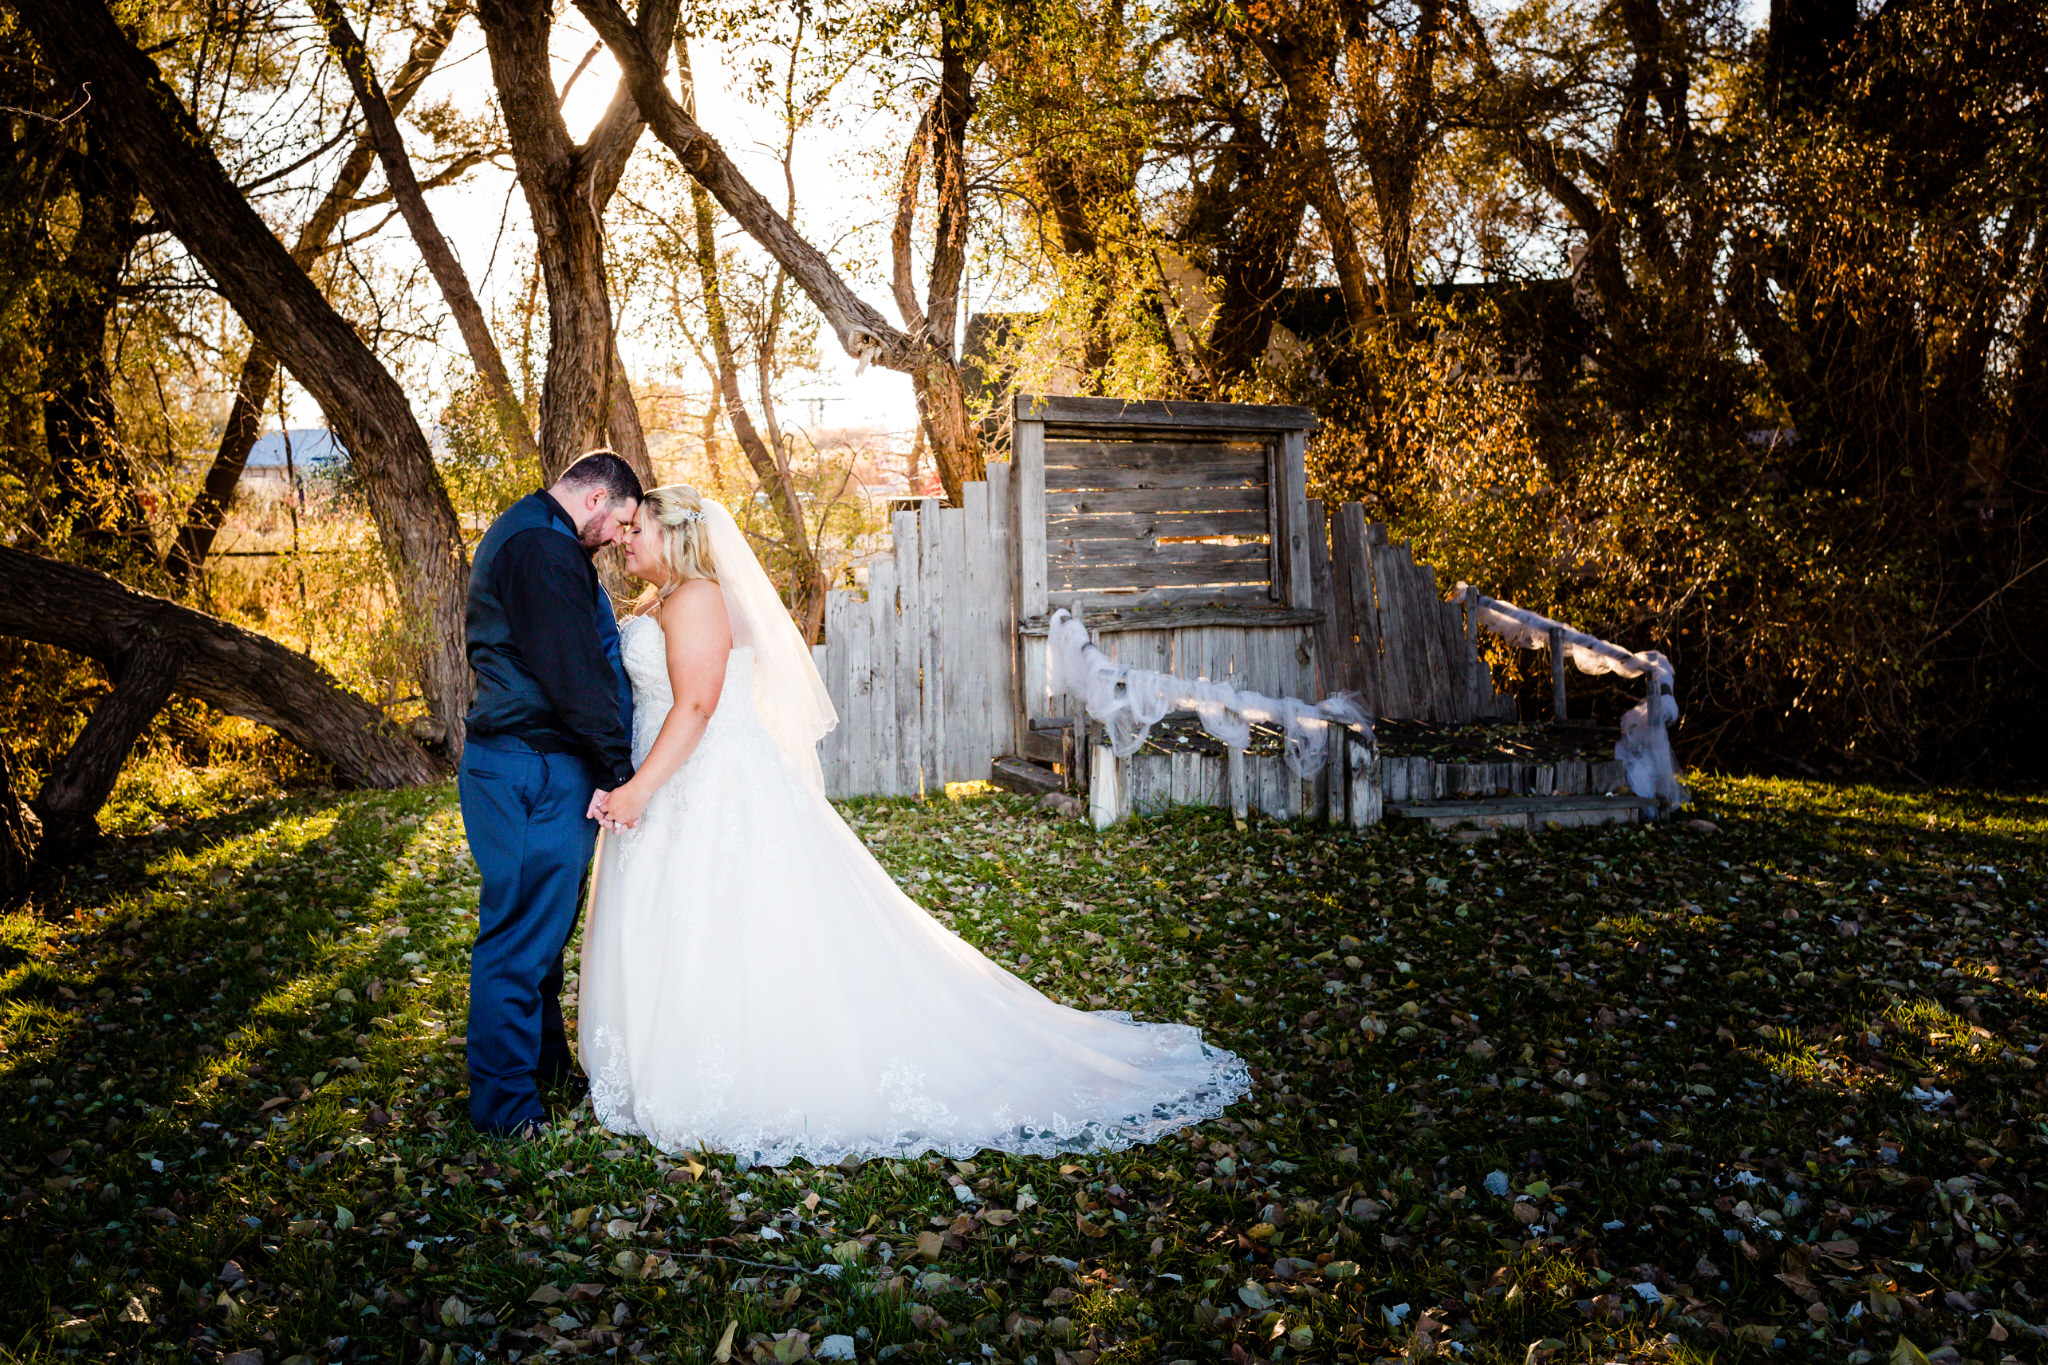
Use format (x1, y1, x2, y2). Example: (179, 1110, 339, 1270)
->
(1450, 586, 1686, 807)
(1045, 609, 1373, 778)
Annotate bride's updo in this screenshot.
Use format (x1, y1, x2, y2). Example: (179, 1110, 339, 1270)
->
(636, 484, 719, 604)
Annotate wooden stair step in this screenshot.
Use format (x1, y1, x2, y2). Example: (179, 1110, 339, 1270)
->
(990, 756, 1066, 796)
(1387, 792, 1650, 831)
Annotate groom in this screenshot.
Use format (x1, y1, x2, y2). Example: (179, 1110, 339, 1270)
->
(460, 450, 642, 1137)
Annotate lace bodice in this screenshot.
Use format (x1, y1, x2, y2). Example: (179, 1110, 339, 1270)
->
(618, 613, 756, 766)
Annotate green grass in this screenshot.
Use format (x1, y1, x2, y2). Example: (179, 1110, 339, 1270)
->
(1, 773, 2044, 1364)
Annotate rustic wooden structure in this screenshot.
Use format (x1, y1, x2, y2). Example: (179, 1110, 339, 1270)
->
(810, 394, 1653, 830)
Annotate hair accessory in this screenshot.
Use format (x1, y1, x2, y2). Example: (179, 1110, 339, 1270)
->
(675, 507, 705, 525)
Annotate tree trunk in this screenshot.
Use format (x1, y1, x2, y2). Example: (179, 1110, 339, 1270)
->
(163, 0, 468, 585)
(36, 129, 150, 569)
(317, 0, 541, 473)
(0, 546, 442, 792)
(576, 0, 980, 496)
(0, 745, 43, 905)
(23, 0, 474, 749)
(31, 632, 183, 855)
(477, 0, 675, 482)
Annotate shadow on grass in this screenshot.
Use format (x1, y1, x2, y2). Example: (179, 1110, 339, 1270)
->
(0, 774, 2041, 1365)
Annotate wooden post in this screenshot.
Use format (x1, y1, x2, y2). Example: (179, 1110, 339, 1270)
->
(890, 509, 924, 797)
(1346, 731, 1382, 828)
(1274, 427, 1314, 609)
(1226, 744, 1248, 826)
(1549, 624, 1568, 722)
(1012, 397, 1048, 622)
(1087, 740, 1122, 830)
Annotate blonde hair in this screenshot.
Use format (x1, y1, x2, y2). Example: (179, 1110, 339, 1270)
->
(634, 484, 718, 607)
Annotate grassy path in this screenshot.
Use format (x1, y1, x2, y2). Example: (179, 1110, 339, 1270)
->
(1, 776, 2043, 1364)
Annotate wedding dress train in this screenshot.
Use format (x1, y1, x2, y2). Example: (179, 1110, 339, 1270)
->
(577, 617, 1248, 1166)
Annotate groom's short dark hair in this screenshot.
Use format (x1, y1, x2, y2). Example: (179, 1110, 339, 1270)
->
(557, 450, 643, 506)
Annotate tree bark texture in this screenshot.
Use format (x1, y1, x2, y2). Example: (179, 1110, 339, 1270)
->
(0, 546, 442, 792)
(477, 0, 674, 484)
(22, 0, 474, 748)
(0, 744, 43, 905)
(164, 0, 468, 584)
(318, 0, 541, 474)
(31, 631, 183, 854)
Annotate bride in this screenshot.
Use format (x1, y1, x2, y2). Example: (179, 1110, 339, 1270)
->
(575, 484, 1248, 1167)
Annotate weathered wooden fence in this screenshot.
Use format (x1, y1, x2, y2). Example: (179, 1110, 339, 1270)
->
(810, 394, 1516, 804)
(1308, 501, 1515, 723)
(811, 467, 1017, 799)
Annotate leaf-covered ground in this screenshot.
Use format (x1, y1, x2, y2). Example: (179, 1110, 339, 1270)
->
(1, 775, 2043, 1365)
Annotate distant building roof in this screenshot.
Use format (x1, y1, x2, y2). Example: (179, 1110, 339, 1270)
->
(243, 428, 349, 470)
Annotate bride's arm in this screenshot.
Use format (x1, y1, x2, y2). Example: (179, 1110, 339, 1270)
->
(600, 581, 732, 828)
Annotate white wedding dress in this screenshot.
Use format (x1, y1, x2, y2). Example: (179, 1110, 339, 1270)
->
(577, 613, 1248, 1167)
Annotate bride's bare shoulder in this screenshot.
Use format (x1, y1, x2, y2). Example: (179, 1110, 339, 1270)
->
(655, 578, 732, 645)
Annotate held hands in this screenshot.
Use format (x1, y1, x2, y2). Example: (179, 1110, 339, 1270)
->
(587, 784, 647, 831)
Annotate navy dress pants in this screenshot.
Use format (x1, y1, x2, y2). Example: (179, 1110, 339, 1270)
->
(459, 735, 600, 1134)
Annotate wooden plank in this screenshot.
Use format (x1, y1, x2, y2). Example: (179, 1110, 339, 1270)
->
(1409, 559, 1452, 722)
(1306, 500, 1345, 695)
(957, 480, 988, 788)
(1102, 626, 1173, 677)
(1057, 583, 1278, 613)
(1332, 504, 1384, 716)
(852, 577, 882, 796)
(935, 504, 970, 782)
(967, 478, 1002, 783)
(919, 501, 948, 797)
(864, 560, 899, 796)
(1014, 416, 1048, 622)
(1274, 428, 1313, 610)
(822, 588, 855, 796)
(1087, 743, 1125, 829)
(1127, 754, 1169, 816)
(1438, 599, 1467, 723)
(1021, 392, 1321, 432)
(1058, 559, 1272, 591)
(1050, 538, 1271, 571)
(1044, 438, 1269, 469)
(1045, 486, 1266, 516)
(1346, 735, 1382, 828)
(1549, 625, 1568, 722)
(1017, 604, 1322, 635)
(1047, 508, 1270, 540)
(891, 509, 923, 798)
(1372, 540, 1425, 719)
(985, 460, 1019, 758)
(812, 640, 843, 798)
(1226, 745, 1247, 823)
(1040, 454, 1267, 492)
(1386, 793, 1650, 819)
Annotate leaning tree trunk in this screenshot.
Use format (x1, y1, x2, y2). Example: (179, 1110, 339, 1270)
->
(0, 547, 442, 839)
(23, 0, 474, 751)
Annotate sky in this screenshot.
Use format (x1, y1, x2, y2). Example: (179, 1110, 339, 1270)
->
(325, 1, 1776, 445)
(372, 8, 926, 440)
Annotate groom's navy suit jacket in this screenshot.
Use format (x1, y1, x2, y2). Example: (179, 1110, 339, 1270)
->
(464, 490, 634, 782)
(459, 490, 633, 1134)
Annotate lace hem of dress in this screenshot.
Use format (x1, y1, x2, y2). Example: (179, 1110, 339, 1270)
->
(584, 1022, 1251, 1169)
